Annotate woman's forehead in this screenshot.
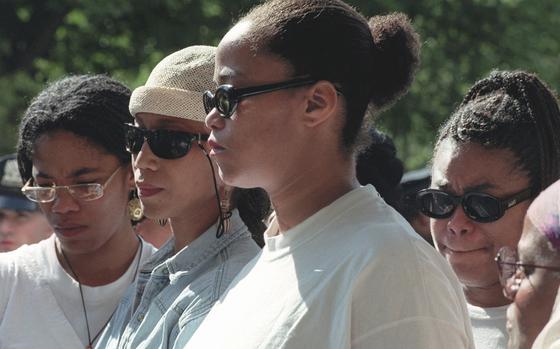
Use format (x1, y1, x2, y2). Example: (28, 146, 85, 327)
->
(216, 23, 292, 85)
(432, 141, 530, 197)
(31, 131, 117, 179)
(219, 20, 253, 51)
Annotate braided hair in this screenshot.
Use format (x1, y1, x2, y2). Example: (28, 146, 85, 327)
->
(17, 74, 133, 182)
(435, 70, 560, 193)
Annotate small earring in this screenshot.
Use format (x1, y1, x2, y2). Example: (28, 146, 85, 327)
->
(128, 190, 143, 222)
(157, 218, 168, 227)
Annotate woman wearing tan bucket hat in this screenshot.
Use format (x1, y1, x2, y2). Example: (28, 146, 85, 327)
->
(95, 45, 270, 349)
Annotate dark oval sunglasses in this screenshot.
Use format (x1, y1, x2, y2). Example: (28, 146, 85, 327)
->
(415, 187, 533, 223)
(203, 76, 317, 118)
(124, 123, 208, 160)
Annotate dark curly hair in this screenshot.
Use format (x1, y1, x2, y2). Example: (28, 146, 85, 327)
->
(356, 128, 404, 210)
(435, 70, 560, 193)
(238, 0, 421, 150)
(17, 74, 133, 182)
(233, 187, 270, 247)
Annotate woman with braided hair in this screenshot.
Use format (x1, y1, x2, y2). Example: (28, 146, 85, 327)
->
(186, 0, 474, 348)
(418, 70, 560, 348)
(0, 75, 157, 348)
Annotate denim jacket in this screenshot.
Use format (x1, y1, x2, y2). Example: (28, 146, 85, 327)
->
(95, 210, 260, 349)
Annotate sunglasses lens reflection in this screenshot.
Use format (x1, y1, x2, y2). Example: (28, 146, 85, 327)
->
(417, 189, 505, 223)
(125, 126, 144, 154)
(203, 91, 215, 114)
(418, 191, 455, 218)
(151, 132, 192, 159)
(464, 194, 501, 222)
(124, 125, 195, 160)
(215, 89, 232, 117)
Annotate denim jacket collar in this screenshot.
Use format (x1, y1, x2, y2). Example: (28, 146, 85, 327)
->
(140, 209, 249, 282)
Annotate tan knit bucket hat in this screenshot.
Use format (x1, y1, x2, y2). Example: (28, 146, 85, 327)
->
(129, 45, 215, 122)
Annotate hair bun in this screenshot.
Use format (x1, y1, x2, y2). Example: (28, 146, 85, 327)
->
(368, 13, 421, 110)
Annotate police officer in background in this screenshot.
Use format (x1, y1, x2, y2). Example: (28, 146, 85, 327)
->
(0, 154, 51, 252)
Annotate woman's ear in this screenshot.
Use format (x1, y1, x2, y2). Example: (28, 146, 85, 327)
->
(126, 163, 136, 190)
(302, 80, 340, 128)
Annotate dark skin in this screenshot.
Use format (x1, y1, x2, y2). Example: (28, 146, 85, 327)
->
(206, 21, 358, 234)
(32, 131, 140, 286)
(133, 113, 222, 252)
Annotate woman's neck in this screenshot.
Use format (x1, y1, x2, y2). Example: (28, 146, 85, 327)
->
(269, 157, 358, 233)
(464, 283, 512, 308)
(56, 225, 140, 286)
(170, 201, 220, 253)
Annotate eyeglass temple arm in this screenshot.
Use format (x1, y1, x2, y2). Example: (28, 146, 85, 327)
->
(233, 78, 317, 99)
(504, 188, 533, 209)
(496, 260, 560, 273)
(20, 178, 34, 193)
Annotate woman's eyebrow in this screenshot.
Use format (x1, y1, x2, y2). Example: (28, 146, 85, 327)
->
(35, 167, 101, 180)
(462, 183, 494, 193)
(216, 67, 243, 84)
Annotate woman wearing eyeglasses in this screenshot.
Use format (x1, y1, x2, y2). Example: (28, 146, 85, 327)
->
(186, 1, 474, 348)
(418, 70, 560, 349)
(0, 75, 156, 349)
(95, 46, 269, 349)
(495, 179, 560, 349)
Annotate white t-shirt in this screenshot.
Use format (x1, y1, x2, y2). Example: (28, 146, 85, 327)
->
(468, 303, 508, 349)
(185, 185, 475, 349)
(0, 234, 155, 349)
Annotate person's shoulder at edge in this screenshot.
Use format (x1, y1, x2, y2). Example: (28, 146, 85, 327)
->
(338, 185, 426, 246)
(0, 234, 53, 270)
(0, 235, 55, 322)
(353, 185, 460, 286)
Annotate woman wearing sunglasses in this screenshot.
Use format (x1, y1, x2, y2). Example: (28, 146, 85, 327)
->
(187, 1, 474, 348)
(495, 179, 560, 349)
(0, 75, 156, 349)
(418, 70, 560, 349)
(95, 46, 269, 349)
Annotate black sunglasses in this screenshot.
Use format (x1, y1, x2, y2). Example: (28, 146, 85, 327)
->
(416, 187, 533, 223)
(203, 76, 317, 118)
(124, 123, 208, 160)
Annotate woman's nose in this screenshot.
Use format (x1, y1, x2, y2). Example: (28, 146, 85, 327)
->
(205, 108, 226, 131)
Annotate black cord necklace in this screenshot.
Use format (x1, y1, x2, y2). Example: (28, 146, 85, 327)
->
(59, 235, 143, 349)
(197, 141, 231, 238)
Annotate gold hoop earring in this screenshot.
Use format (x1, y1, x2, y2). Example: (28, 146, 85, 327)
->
(128, 190, 143, 222)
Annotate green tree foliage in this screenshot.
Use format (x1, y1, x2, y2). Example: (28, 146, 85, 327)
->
(353, 0, 560, 169)
(1, 0, 559, 170)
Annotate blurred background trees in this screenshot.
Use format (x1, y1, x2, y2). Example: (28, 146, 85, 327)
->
(1, 0, 559, 170)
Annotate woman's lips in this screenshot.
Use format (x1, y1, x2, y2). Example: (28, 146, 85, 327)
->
(0, 239, 14, 247)
(444, 246, 489, 258)
(446, 247, 487, 254)
(137, 184, 163, 198)
(54, 225, 87, 238)
(208, 139, 225, 155)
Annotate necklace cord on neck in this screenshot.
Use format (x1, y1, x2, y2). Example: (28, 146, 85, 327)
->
(197, 140, 228, 239)
(59, 235, 143, 348)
